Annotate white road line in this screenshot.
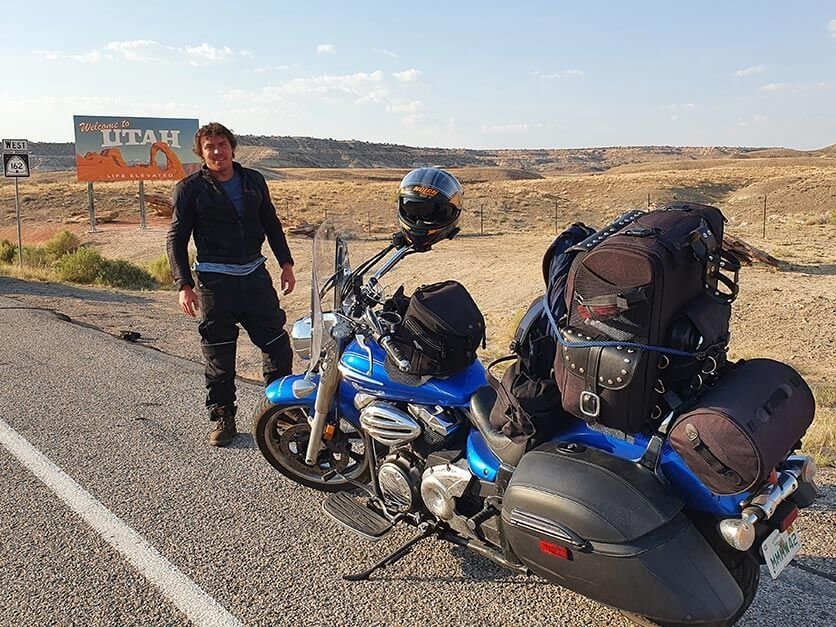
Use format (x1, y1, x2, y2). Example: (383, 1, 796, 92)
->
(0, 416, 243, 627)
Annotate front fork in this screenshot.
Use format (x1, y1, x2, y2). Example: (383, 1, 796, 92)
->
(304, 338, 343, 465)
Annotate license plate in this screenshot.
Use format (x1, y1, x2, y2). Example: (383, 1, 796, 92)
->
(761, 524, 802, 579)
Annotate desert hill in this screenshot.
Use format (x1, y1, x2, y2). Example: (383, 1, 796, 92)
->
(25, 136, 831, 174)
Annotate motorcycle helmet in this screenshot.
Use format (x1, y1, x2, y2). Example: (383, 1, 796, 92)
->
(397, 167, 463, 249)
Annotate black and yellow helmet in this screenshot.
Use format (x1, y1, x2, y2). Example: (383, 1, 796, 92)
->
(397, 167, 463, 249)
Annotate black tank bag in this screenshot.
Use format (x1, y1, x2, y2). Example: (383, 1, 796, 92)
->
(392, 280, 485, 376)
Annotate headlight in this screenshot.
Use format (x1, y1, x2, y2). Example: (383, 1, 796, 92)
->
(290, 316, 312, 360)
(290, 313, 339, 361)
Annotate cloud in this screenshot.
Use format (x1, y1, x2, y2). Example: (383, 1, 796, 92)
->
(382, 49, 398, 58)
(386, 101, 423, 114)
(227, 71, 387, 105)
(34, 48, 105, 63)
(249, 65, 290, 73)
(393, 68, 421, 82)
(317, 44, 336, 54)
(735, 65, 766, 77)
(760, 82, 791, 91)
(33, 50, 65, 60)
(34, 40, 243, 65)
(533, 69, 584, 79)
(105, 40, 165, 63)
(481, 122, 545, 133)
(182, 43, 235, 65)
(830, 19, 836, 37)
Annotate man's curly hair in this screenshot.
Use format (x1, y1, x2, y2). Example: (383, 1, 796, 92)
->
(193, 122, 237, 159)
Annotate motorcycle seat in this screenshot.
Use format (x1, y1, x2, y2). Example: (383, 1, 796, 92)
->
(469, 386, 526, 467)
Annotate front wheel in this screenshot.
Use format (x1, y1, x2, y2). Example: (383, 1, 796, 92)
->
(252, 396, 370, 492)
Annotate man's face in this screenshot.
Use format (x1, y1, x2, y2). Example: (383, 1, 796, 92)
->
(200, 135, 234, 178)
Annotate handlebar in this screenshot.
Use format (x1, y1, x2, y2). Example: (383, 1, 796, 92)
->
(362, 307, 411, 372)
(379, 336, 412, 372)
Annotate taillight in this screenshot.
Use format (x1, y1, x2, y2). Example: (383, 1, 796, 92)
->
(779, 505, 799, 533)
(539, 540, 571, 560)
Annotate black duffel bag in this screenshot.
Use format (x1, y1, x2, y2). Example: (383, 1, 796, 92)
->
(669, 358, 815, 495)
(391, 280, 485, 376)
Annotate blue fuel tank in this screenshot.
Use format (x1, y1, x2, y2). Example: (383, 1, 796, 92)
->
(338, 338, 486, 407)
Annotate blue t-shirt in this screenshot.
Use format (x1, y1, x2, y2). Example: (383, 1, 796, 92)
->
(219, 171, 245, 218)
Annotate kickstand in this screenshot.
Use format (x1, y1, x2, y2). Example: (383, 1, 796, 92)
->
(343, 524, 436, 581)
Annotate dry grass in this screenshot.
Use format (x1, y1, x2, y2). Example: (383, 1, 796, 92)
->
(3, 156, 835, 464)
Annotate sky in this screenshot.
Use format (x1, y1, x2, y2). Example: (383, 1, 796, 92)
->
(1, 1, 835, 150)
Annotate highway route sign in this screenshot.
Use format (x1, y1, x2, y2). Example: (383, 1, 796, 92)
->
(3, 153, 30, 177)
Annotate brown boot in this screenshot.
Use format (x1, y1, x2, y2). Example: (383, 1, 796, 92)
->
(208, 406, 237, 447)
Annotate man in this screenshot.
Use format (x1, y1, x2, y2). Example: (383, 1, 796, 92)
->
(166, 122, 295, 447)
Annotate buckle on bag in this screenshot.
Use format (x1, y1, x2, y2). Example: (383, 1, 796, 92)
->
(579, 391, 601, 418)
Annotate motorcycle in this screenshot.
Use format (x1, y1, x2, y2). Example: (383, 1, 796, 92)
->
(253, 222, 818, 626)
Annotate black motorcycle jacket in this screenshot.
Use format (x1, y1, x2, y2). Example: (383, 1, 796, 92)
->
(166, 162, 294, 290)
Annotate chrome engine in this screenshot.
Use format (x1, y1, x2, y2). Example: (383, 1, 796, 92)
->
(421, 461, 473, 520)
(360, 400, 472, 520)
(359, 401, 422, 447)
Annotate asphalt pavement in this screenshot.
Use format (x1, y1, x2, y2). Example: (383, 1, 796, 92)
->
(1, 294, 834, 627)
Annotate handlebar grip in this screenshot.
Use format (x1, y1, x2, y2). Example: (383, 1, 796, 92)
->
(380, 336, 411, 372)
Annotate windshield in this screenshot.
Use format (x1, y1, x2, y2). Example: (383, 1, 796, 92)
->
(307, 221, 351, 375)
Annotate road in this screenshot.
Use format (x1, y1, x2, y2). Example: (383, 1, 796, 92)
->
(1, 294, 834, 627)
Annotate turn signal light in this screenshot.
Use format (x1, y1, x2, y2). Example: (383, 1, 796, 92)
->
(539, 540, 571, 560)
(719, 518, 756, 551)
(800, 457, 817, 484)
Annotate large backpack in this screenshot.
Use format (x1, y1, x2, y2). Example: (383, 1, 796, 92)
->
(488, 223, 595, 441)
(551, 203, 741, 433)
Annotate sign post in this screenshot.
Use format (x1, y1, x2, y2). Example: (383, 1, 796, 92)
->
(139, 180, 147, 229)
(3, 139, 30, 268)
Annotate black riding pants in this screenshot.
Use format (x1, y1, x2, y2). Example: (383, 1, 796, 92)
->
(196, 266, 293, 412)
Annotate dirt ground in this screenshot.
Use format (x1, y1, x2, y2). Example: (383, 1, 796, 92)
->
(1, 162, 834, 460)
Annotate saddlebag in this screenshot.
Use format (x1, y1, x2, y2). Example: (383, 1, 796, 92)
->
(669, 358, 815, 495)
(391, 280, 485, 376)
(501, 442, 744, 624)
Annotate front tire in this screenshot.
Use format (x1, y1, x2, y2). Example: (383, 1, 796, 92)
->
(252, 396, 370, 492)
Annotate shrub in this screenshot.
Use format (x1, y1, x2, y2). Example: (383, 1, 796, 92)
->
(147, 252, 194, 287)
(43, 230, 81, 259)
(99, 259, 157, 290)
(147, 254, 174, 286)
(22, 245, 53, 268)
(54, 247, 105, 283)
(0, 240, 15, 264)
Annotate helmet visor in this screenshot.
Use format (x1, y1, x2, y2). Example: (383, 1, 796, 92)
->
(400, 198, 458, 225)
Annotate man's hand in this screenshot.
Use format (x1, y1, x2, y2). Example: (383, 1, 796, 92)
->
(280, 263, 296, 295)
(179, 285, 199, 317)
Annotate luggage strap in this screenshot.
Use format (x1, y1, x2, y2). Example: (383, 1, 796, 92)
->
(543, 297, 703, 358)
(683, 423, 744, 488)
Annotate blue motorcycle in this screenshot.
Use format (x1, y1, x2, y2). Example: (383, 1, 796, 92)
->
(253, 223, 818, 626)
